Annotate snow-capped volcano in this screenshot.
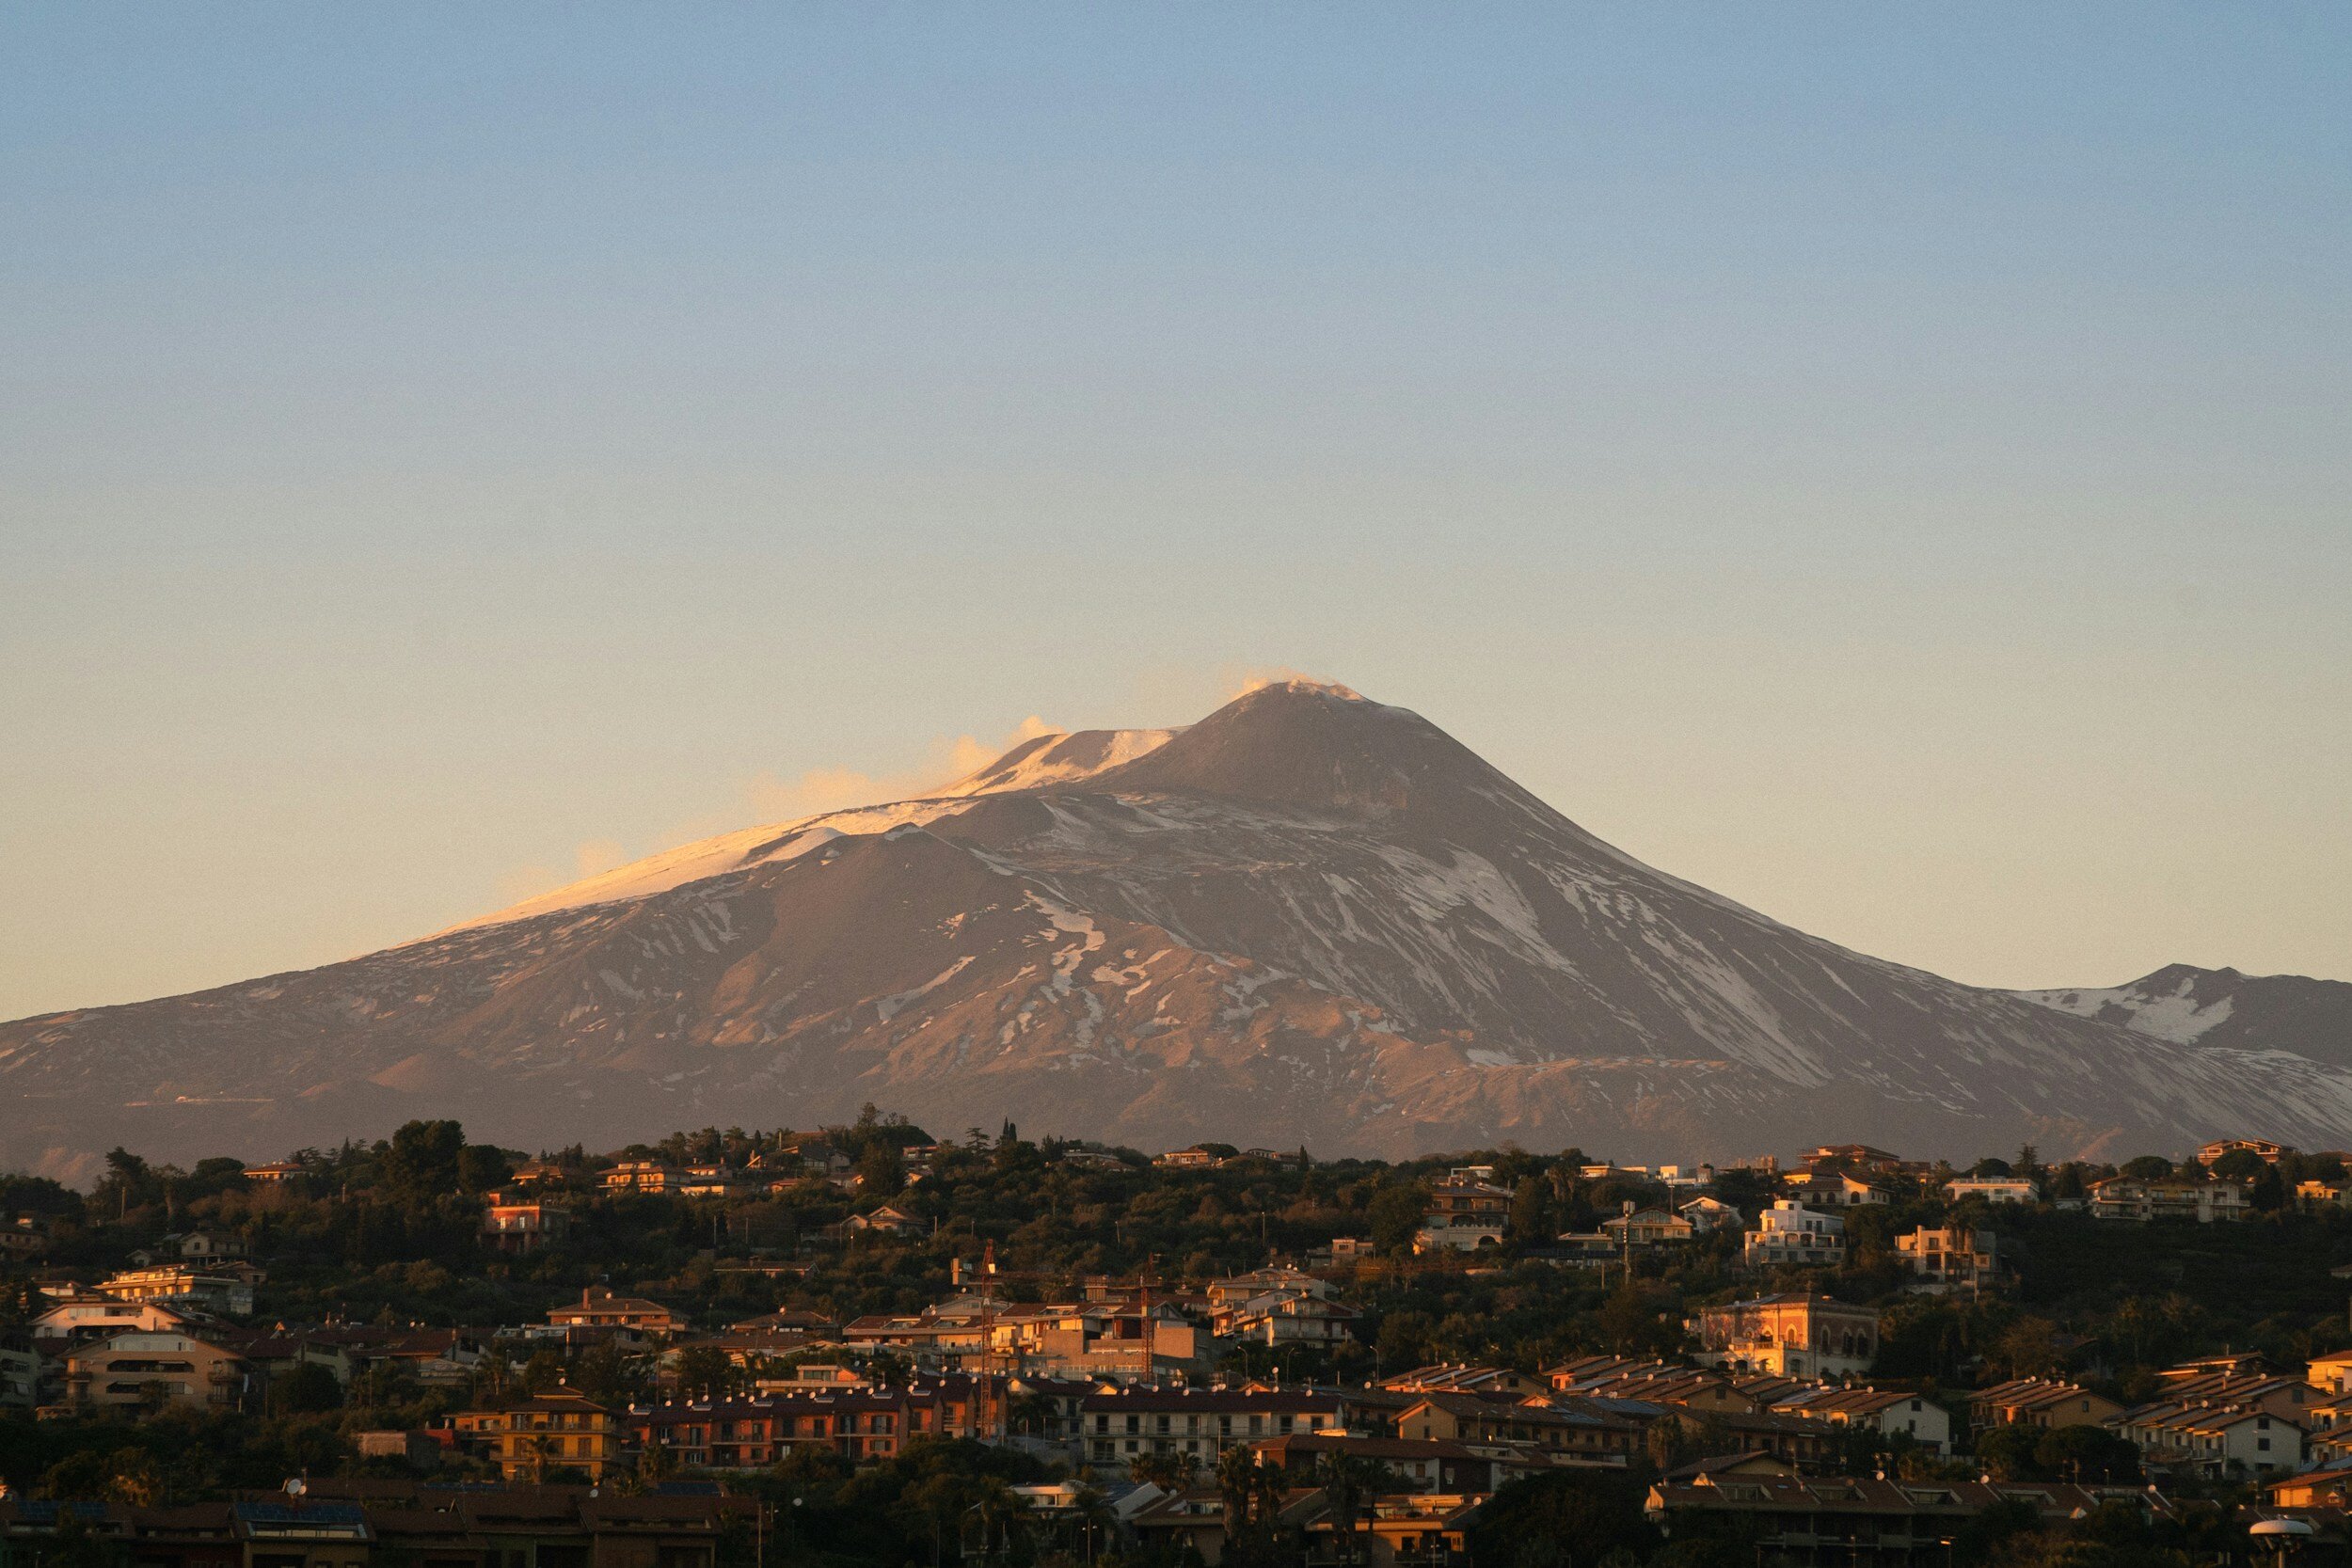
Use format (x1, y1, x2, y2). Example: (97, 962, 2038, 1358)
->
(2019, 964, 2352, 1069)
(5, 679, 2348, 1178)
(448, 724, 1183, 933)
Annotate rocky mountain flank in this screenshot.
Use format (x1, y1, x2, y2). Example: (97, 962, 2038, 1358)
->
(7, 680, 2349, 1179)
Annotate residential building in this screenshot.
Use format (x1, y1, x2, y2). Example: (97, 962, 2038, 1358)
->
(547, 1286, 683, 1337)
(840, 1203, 923, 1236)
(600, 1160, 681, 1194)
(632, 1377, 1005, 1467)
(2160, 1351, 2280, 1381)
(675, 1164, 745, 1197)
(1646, 1474, 2167, 1567)
(2110, 1400, 2304, 1477)
(840, 1291, 1205, 1380)
(730, 1307, 841, 1337)
(1128, 1485, 1337, 1565)
(0, 1486, 755, 1568)
(1397, 1391, 1646, 1465)
(31, 1294, 198, 1345)
(1418, 1171, 1513, 1253)
(1253, 1432, 1502, 1495)
(1965, 1378, 2127, 1432)
(2147, 1367, 2323, 1423)
(1768, 1386, 1952, 1454)
(1800, 1145, 1912, 1175)
(841, 1296, 1002, 1366)
(1697, 1295, 1880, 1379)
(481, 1192, 571, 1253)
(300, 1324, 485, 1385)
(996, 1294, 1204, 1380)
(1389, 1365, 1549, 1399)
(64, 1329, 247, 1412)
(1780, 1172, 1887, 1209)
(1154, 1147, 1222, 1170)
(1658, 1408, 1851, 1472)
(1206, 1267, 1333, 1307)
(1079, 1386, 1351, 1474)
(1308, 1241, 1374, 1278)
(1895, 1227, 2000, 1294)
(2266, 1465, 2352, 1509)
(1210, 1290, 1361, 1347)
(1944, 1177, 2040, 1204)
(0, 1218, 47, 1259)
(2090, 1176, 2250, 1223)
(457, 1389, 622, 1481)
(172, 1230, 247, 1261)
(1677, 1196, 1743, 1234)
(1741, 1202, 1845, 1269)
(1548, 1357, 1756, 1412)
(2309, 1350, 2352, 1396)
(2199, 1138, 2292, 1165)
(98, 1266, 253, 1317)
(242, 1161, 306, 1184)
(1606, 1210, 1695, 1247)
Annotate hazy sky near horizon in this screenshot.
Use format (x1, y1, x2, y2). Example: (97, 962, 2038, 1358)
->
(4, 5, 2347, 1020)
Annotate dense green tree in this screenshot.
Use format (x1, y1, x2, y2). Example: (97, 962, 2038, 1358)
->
(1468, 1470, 1658, 1568)
(267, 1362, 342, 1416)
(1368, 1184, 1425, 1256)
(1973, 1422, 2045, 1480)
(2034, 1423, 2140, 1483)
(857, 1141, 906, 1196)
(383, 1120, 467, 1203)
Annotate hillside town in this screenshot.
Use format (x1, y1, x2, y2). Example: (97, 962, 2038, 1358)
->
(3, 1120, 2351, 1567)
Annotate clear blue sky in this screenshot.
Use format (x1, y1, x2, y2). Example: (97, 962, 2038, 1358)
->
(4, 4, 2346, 1018)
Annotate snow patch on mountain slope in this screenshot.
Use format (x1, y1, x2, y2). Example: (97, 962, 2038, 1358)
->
(876, 957, 976, 1022)
(2020, 975, 2234, 1044)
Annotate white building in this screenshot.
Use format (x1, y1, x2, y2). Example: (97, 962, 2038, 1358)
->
(1944, 1178, 2040, 1204)
(1742, 1201, 1845, 1269)
(1677, 1196, 1744, 1233)
(1782, 1172, 1888, 1209)
(2090, 1178, 2250, 1223)
(2111, 1401, 2304, 1477)
(1211, 1291, 1360, 1347)
(1772, 1386, 1953, 1454)
(32, 1296, 198, 1345)
(1696, 1294, 1880, 1380)
(1896, 1227, 2000, 1294)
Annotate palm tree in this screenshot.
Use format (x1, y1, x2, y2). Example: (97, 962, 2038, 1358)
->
(1007, 1386, 1060, 1438)
(1216, 1446, 1282, 1568)
(1129, 1448, 1198, 1492)
(1312, 1452, 1395, 1567)
(1072, 1484, 1117, 1565)
(961, 1480, 1030, 1565)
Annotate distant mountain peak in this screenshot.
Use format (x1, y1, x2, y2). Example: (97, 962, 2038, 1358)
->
(9, 680, 2352, 1177)
(2017, 963, 2352, 1067)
